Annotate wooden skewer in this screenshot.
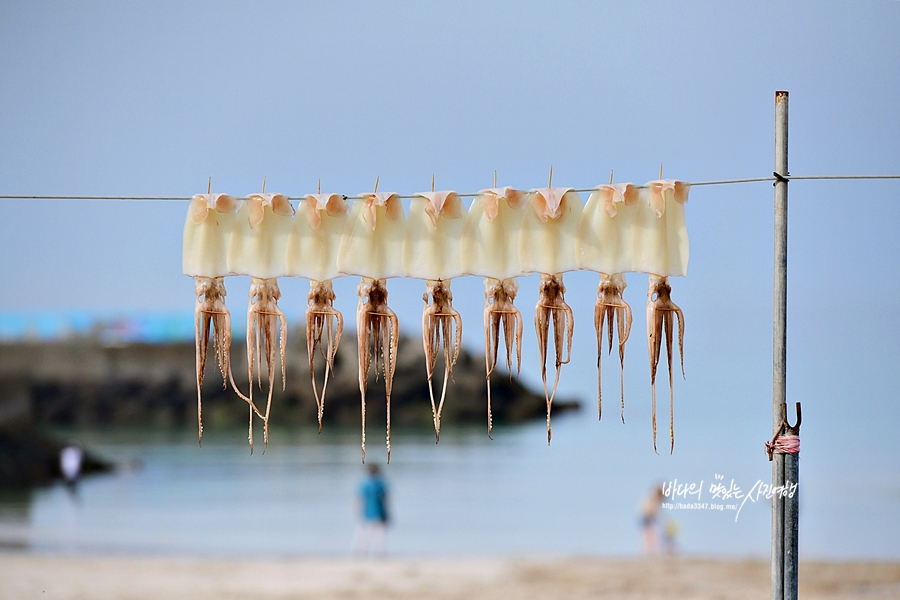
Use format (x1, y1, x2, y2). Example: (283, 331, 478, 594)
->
(432, 174, 435, 192)
(548, 165, 553, 188)
(207, 177, 211, 194)
(659, 163, 663, 180)
(318, 179, 321, 194)
(374, 176, 379, 193)
(494, 170, 497, 188)
(262, 176, 267, 193)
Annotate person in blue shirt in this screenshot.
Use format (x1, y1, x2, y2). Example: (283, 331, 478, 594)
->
(352, 464, 389, 555)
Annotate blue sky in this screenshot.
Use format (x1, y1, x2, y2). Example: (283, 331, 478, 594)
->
(1, 1, 899, 555)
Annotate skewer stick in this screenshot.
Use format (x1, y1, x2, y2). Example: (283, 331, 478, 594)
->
(432, 174, 435, 192)
(548, 165, 553, 187)
(374, 176, 379, 193)
(262, 176, 267, 193)
(494, 170, 497, 188)
(318, 179, 321, 194)
(609, 170, 614, 185)
(659, 163, 663, 180)
(207, 177, 211, 194)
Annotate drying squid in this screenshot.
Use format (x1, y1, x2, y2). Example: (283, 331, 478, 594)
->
(183, 193, 260, 447)
(576, 183, 639, 421)
(287, 192, 349, 431)
(638, 179, 689, 453)
(404, 189, 464, 442)
(520, 186, 582, 443)
(338, 189, 405, 461)
(460, 186, 527, 437)
(230, 191, 294, 451)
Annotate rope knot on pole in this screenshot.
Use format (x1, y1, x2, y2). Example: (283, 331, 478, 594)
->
(767, 402, 801, 461)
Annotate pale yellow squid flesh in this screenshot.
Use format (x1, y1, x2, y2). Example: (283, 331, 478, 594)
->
(483, 277, 523, 439)
(594, 273, 632, 422)
(246, 277, 287, 452)
(422, 279, 462, 443)
(193, 276, 262, 447)
(356, 277, 399, 463)
(646, 274, 685, 454)
(534, 273, 574, 444)
(306, 279, 343, 433)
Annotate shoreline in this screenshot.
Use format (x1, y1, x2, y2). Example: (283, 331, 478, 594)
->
(2, 554, 898, 600)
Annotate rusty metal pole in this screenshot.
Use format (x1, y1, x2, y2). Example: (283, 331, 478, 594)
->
(771, 90, 792, 600)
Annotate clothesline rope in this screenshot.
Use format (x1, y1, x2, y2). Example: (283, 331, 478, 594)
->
(0, 174, 898, 201)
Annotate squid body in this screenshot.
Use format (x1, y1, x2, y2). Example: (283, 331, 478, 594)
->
(228, 193, 294, 279)
(576, 183, 639, 421)
(639, 180, 689, 453)
(404, 191, 464, 442)
(632, 180, 690, 278)
(287, 193, 349, 431)
(521, 187, 582, 443)
(339, 192, 405, 462)
(460, 187, 527, 437)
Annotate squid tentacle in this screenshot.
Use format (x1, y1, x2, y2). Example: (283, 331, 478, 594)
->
(618, 301, 633, 423)
(385, 309, 399, 463)
(194, 306, 205, 445)
(357, 289, 369, 463)
(483, 301, 494, 438)
(593, 301, 603, 420)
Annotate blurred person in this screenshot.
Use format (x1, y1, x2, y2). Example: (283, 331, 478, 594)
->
(662, 518, 680, 555)
(639, 483, 666, 555)
(352, 464, 390, 556)
(60, 442, 84, 488)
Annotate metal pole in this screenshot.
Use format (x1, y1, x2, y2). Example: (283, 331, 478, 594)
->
(771, 90, 790, 600)
(783, 425, 799, 598)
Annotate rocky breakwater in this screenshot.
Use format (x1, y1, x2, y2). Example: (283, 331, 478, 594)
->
(0, 326, 578, 437)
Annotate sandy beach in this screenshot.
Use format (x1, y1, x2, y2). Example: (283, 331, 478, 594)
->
(1, 554, 898, 600)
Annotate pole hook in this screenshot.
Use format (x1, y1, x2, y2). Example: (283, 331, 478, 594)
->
(784, 401, 801, 435)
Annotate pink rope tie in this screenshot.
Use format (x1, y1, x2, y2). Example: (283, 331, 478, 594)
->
(766, 433, 800, 460)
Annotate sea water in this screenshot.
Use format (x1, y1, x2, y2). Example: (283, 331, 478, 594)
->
(1, 405, 897, 559)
